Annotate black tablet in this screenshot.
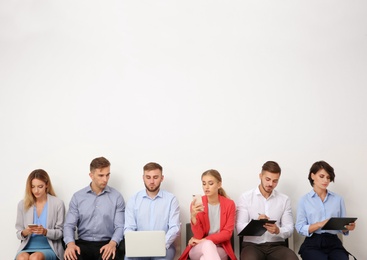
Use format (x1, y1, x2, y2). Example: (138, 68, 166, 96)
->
(238, 219, 276, 236)
(321, 217, 357, 230)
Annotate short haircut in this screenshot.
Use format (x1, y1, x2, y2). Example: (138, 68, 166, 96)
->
(90, 157, 110, 171)
(143, 162, 163, 172)
(262, 161, 281, 175)
(308, 160, 335, 186)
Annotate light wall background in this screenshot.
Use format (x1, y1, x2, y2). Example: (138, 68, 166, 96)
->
(1, 1, 366, 259)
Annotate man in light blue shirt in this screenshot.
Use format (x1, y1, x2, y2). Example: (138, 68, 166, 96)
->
(64, 157, 125, 260)
(124, 162, 180, 260)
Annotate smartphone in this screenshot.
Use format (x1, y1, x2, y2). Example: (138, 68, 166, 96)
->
(28, 224, 38, 228)
(193, 194, 203, 206)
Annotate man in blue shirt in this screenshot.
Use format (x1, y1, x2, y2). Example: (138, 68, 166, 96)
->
(64, 157, 125, 260)
(124, 162, 180, 260)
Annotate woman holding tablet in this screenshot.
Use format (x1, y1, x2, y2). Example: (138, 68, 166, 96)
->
(295, 161, 356, 260)
(15, 169, 65, 260)
(179, 169, 236, 260)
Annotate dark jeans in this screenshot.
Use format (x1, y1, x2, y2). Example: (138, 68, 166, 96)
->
(75, 239, 125, 260)
(241, 241, 298, 260)
(299, 233, 348, 260)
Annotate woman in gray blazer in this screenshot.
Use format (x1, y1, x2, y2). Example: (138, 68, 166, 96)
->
(15, 169, 65, 260)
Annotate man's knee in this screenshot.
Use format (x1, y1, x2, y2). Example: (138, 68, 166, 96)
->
(114, 240, 125, 260)
(240, 244, 264, 260)
(281, 247, 298, 260)
(164, 244, 176, 260)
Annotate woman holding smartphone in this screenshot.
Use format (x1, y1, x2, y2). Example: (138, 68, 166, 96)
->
(15, 169, 65, 260)
(179, 169, 237, 260)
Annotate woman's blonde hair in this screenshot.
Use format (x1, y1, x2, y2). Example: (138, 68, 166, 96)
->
(24, 169, 56, 210)
(201, 169, 229, 198)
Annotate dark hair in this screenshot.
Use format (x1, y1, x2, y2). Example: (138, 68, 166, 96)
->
(262, 161, 281, 175)
(90, 157, 110, 171)
(24, 169, 56, 210)
(143, 162, 163, 172)
(308, 160, 335, 186)
(201, 169, 229, 198)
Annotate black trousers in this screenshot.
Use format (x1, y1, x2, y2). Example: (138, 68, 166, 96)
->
(75, 239, 125, 260)
(299, 233, 348, 260)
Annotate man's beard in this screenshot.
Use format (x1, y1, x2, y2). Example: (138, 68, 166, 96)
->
(145, 183, 160, 193)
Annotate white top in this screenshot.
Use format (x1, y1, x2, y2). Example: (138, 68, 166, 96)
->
(236, 186, 294, 244)
(208, 204, 220, 235)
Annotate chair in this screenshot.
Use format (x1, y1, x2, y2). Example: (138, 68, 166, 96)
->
(185, 223, 235, 249)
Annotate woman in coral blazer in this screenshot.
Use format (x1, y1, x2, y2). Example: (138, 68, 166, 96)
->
(179, 169, 237, 260)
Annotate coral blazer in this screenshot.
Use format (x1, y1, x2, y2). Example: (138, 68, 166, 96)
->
(179, 195, 237, 260)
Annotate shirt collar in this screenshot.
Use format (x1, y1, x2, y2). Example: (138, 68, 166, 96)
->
(86, 183, 110, 195)
(142, 189, 163, 199)
(309, 189, 334, 198)
(255, 186, 276, 199)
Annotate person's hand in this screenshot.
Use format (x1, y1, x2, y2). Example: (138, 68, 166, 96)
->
(344, 222, 356, 231)
(29, 225, 47, 236)
(264, 222, 279, 235)
(188, 237, 204, 246)
(318, 219, 329, 229)
(309, 218, 329, 234)
(64, 242, 81, 260)
(191, 203, 204, 216)
(22, 226, 33, 237)
(191, 201, 204, 219)
(100, 240, 117, 260)
(257, 214, 269, 220)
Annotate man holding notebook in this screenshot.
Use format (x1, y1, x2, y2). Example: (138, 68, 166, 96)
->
(124, 162, 180, 260)
(236, 161, 298, 260)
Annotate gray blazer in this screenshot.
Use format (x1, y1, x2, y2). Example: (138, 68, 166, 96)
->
(15, 194, 65, 260)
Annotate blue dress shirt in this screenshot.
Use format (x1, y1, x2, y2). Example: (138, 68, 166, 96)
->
(296, 189, 347, 237)
(124, 189, 180, 249)
(63, 185, 125, 245)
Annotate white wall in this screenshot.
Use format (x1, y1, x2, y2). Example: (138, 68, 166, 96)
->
(1, 1, 366, 259)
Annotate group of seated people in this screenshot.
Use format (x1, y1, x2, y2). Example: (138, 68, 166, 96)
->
(15, 157, 356, 260)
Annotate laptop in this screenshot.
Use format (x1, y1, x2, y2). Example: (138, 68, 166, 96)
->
(125, 230, 166, 257)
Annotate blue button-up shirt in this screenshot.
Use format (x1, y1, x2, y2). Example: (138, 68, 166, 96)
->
(296, 189, 347, 237)
(63, 185, 125, 245)
(124, 189, 180, 249)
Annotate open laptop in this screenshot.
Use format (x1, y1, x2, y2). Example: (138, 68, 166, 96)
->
(125, 230, 166, 257)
